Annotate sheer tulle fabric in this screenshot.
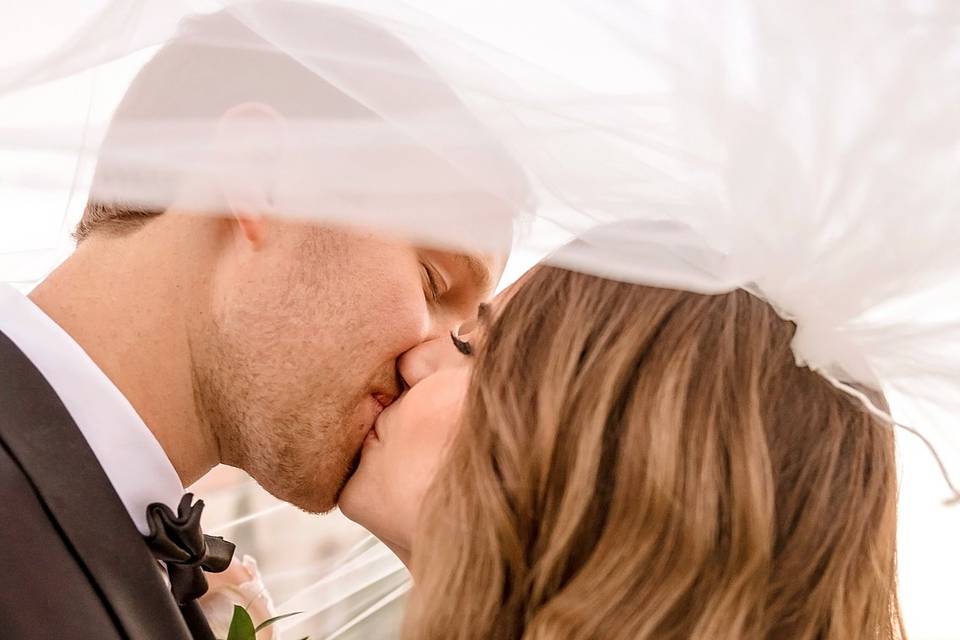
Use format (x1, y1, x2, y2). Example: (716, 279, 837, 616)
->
(2, 0, 959, 635)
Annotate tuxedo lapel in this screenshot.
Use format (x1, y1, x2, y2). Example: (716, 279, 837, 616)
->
(182, 601, 217, 640)
(0, 331, 193, 640)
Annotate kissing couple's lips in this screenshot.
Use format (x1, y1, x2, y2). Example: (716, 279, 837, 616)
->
(365, 391, 397, 442)
(368, 390, 407, 444)
(373, 392, 396, 410)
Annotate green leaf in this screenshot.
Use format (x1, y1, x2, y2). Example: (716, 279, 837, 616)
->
(254, 611, 303, 632)
(226, 605, 257, 640)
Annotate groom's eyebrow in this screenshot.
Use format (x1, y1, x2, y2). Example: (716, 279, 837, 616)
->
(455, 254, 494, 293)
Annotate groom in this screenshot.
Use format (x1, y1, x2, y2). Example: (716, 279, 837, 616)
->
(0, 4, 519, 639)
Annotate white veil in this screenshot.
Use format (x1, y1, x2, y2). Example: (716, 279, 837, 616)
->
(2, 0, 959, 636)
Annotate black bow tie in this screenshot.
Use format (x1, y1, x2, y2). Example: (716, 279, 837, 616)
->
(144, 493, 236, 606)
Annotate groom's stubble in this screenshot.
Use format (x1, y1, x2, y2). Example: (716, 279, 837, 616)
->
(190, 226, 409, 513)
(192, 344, 360, 513)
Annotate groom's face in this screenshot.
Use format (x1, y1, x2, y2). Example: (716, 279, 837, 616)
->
(197, 219, 503, 513)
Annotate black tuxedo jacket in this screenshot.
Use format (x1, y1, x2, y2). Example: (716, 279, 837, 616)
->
(0, 330, 212, 639)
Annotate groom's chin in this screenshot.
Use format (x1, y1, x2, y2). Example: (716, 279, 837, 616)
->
(278, 483, 339, 516)
(250, 463, 345, 516)
(316, 448, 362, 512)
(338, 448, 363, 496)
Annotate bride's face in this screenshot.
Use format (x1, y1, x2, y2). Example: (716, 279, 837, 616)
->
(339, 301, 494, 560)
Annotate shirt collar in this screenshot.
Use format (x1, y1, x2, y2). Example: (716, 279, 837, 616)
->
(0, 284, 183, 535)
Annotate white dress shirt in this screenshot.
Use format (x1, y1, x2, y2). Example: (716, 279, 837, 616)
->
(0, 283, 183, 536)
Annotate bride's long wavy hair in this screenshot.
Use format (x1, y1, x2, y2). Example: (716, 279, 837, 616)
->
(405, 265, 902, 640)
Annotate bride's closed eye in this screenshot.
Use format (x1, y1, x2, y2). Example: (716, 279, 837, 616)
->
(450, 302, 491, 356)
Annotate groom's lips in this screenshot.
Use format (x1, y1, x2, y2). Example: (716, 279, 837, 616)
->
(367, 392, 396, 441)
(373, 392, 396, 410)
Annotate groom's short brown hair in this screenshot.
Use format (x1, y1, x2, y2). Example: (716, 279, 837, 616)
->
(77, 4, 387, 242)
(75, 204, 161, 242)
(77, 3, 522, 242)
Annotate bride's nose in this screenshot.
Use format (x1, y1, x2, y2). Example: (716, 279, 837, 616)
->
(398, 335, 464, 388)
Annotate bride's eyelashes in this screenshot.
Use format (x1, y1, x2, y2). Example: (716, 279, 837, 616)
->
(450, 331, 473, 356)
(449, 302, 491, 356)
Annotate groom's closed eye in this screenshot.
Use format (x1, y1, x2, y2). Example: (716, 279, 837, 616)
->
(420, 261, 448, 304)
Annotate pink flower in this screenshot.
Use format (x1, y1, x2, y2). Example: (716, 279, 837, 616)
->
(199, 555, 278, 639)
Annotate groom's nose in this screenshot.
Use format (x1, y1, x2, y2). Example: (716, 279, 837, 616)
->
(398, 335, 466, 388)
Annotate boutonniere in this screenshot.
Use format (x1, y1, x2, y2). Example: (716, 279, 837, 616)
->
(224, 606, 307, 640)
(200, 555, 308, 640)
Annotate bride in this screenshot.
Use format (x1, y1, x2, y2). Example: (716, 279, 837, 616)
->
(340, 253, 901, 639)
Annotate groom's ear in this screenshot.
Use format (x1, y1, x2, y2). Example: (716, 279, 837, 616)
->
(215, 102, 288, 248)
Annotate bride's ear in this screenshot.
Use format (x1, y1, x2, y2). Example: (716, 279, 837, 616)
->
(214, 102, 288, 247)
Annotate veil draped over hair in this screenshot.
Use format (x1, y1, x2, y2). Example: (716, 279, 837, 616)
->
(1, 0, 958, 636)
